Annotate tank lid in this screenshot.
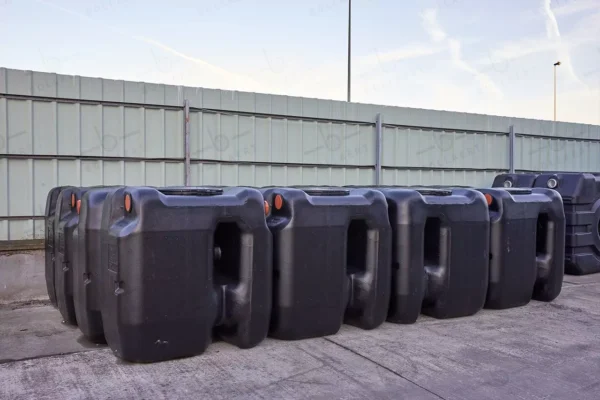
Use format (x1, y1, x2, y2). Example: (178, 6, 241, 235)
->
(297, 187, 350, 196)
(504, 188, 533, 195)
(159, 187, 223, 196)
(414, 188, 452, 196)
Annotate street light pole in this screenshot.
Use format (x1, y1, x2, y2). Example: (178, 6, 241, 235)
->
(347, 0, 351, 102)
(554, 61, 561, 121)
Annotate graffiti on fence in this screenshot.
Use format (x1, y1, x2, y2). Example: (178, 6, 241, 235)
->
(0, 130, 28, 153)
(414, 129, 463, 159)
(527, 125, 590, 157)
(81, 126, 142, 173)
(303, 124, 369, 162)
(191, 123, 255, 162)
(421, 136, 482, 169)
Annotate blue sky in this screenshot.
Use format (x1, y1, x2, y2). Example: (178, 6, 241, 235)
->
(1, 0, 599, 124)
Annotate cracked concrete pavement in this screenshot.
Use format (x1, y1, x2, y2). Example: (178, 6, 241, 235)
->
(1, 251, 600, 399)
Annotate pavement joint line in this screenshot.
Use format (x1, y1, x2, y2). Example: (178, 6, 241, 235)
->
(323, 337, 446, 400)
(562, 282, 600, 288)
(0, 299, 50, 310)
(0, 348, 104, 366)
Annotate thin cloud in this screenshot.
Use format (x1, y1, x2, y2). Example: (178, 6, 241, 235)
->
(259, 42, 444, 100)
(481, 12, 599, 68)
(543, 0, 561, 38)
(542, 0, 582, 84)
(33, 0, 261, 91)
(484, 37, 556, 66)
(132, 36, 262, 90)
(552, 0, 600, 17)
(355, 44, 444, 69)
(420, 8, 503, 99)
(421, 9, 447, 43)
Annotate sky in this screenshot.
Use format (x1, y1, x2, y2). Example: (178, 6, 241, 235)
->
(0, 0, 599, 125)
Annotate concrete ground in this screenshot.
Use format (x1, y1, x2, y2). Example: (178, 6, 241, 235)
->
(0, 250, 47, 305)
(1, 252, 600, 400)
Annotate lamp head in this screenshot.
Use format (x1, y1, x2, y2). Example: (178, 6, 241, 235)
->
(554, 61, 561, 66)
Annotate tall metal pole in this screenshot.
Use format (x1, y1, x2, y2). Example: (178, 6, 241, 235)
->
(347, 0, 351, 102)
(508, 125, 515, 174)
(184, 99, 191, 186)
(553, 61, 560, 121)
(375, 113, 382, 184)
(554, 67, 556, 121)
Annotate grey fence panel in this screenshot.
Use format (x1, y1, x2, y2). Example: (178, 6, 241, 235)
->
(516, 135, 600, 173)
(1, 67, 599, 242)
(190, 163, 372, 187)
(381, 127, 508, 171)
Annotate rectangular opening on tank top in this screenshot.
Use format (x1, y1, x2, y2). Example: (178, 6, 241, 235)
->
(159, 187, 223, 196)
(302, 188, 350, 196)
(505, 188, 533, 195)
(213, 222, 241, 286)
(346, 220, 368, 275)
(536, 213, 549, 257)
(415, 189, 452, 196)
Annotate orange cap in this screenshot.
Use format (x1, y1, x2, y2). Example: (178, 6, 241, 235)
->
(124, 194, 132, 213)
(76, 200, 81, 215)
(274, 194, 283, 210)
(484, 193, 493, 206)
(264, 200, 270, 215)
(70, 193, 76, 208)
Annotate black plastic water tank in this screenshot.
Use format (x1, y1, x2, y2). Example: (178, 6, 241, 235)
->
(100, 186, 272, 363)
(44, 186, 67, 308)
(54, 186, 89, 325)
(73, 187, 121, 343)
(261, 187, 392, 340)
(477, 188, 565, 308)
(492, 173, 538, 188)
(374, 187, 489, 323)
(533, 173, 600, 275)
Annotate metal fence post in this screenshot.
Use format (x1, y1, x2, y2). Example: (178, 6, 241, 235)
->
(184, 99, 191, 186)
(375, 113, 383, 185)
(509, 125, 515, 173)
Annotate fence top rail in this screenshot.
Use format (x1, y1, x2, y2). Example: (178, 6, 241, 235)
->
(2, 67, 598, 137)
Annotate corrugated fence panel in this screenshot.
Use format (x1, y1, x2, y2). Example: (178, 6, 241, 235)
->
(59, 103, 80, 155)
(381, 168, 504, 187)
(0, 98, 5, 153)
(33, 160, 56, 215)
(33, 101, 56, 155)
(7, 99, 32, 154)
(2, 67, 600, 242)
(381, 127, 507, 171)
(0, 158, 185, 240)
(1, 68, 595, 141)
(103, 106, 125, 158)
(512, 118, 600, 140)
(190, 163, 373, 187)
(190, 111, 373, 166)
(516, 136, 600, 172)
(124, 107, 144, 158)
